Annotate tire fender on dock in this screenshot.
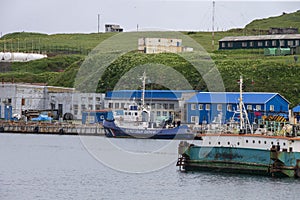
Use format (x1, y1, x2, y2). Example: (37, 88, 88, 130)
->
(34, 126, 39, 133)
(59, 128, 64, 135)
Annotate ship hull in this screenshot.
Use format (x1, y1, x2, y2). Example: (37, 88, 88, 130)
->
(177, 136, 300, 178)
(103, 120, 195, 140)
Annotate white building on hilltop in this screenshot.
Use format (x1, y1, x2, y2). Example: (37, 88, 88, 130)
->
(138, 38, 193, 54)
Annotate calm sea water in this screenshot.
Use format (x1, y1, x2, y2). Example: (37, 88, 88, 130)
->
(1, 133, 300, 200)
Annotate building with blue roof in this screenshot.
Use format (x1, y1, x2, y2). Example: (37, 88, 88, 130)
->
(105, 90, 196, 122)
(186, 92, 289, 124)
(293, 105, 300, 123)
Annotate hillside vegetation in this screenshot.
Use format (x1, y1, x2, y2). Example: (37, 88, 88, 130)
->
(245, 10, 300, 30)
(0, 11, 300, 107)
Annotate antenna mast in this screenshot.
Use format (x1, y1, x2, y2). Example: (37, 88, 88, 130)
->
(212, 1, 215, 51)
(97, 14, 100, 33)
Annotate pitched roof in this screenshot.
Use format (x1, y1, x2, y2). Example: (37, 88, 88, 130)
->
(293, 105, 300, 112)
(219, 34, 300, 42)
(105, 90, 196, 100)
(186, 92, 289, 104)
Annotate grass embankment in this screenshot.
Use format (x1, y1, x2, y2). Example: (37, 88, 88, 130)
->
(245, 10, 300, 31)
(0, 25, 299, 106)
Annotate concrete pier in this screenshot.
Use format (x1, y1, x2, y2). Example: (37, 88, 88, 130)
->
(0, 121, 105, 136)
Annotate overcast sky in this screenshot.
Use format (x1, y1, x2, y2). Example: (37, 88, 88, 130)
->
(1, 0, 299, 35)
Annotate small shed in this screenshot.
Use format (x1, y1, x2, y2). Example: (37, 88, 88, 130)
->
(264, 48, 277, 56)
(275, 48, 291, 56)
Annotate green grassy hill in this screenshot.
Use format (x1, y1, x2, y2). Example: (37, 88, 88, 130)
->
(245, 10, 300, 31)
(1, 10, 300, 107)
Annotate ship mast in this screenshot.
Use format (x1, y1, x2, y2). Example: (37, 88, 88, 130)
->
(239, 76, 244, 131)
(141, 71, 146, 108)
(239, 76, 253, 134)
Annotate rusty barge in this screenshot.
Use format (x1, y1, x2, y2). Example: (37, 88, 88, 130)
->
(177, 133, 300, 178)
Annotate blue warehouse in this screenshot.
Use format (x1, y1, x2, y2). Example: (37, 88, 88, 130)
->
(105, 90, 196, 123)
(186, 92, 289, 124)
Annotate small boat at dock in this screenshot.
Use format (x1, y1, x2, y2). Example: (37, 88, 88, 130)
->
(103, 72, 196, 140)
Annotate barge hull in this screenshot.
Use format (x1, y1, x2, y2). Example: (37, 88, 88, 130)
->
(178, 145, 300, 178)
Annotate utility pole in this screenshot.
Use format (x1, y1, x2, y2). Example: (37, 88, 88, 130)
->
(212, 1, 215, 51)
(97, 14, 100, 33)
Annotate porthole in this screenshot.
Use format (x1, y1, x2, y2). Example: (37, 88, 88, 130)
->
(237, 142, 240, 146)
(271, 142, 274, 145)
(264, 141, 267, 144)
(277, 142, 280, 145)
(253, 140, 255, 144)
(283, 142, 286, 146)
(209, 142, 211, 145)
(218, 142, 221, 145)
(246, 140, 248, 143)
(228, 142, 230, 145)
(258, 141, 261, 144)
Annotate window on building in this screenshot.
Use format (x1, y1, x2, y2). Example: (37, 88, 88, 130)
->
(88, 97, 93, 102)
(169, 104, 174, 110)
(108, 103, 113, 109)
(191, 104, 196, 110)
(163, 104, 168, 109)
(157, 111, 161, 116)
(217, 104, 222, 111)
(163, 111, 168, 116)
(115, 103, 119, 109)
(121, 103, 125, 109)
(296, 40, 300, 46)
(88, 104, 93, 110)
(151, 103, 155, 109)
(227, 104, 232, 111)
(228, 42, 233, 48)
(280, 40, 284, 47)
(81, 97, 86, 102)
(21, 98, 25, 106)
(157, 103, 162, 109)
(199, 104, 203, 110)
(96, 97, 101, 102)
(81, 104, 86, 111)
(242, 42, 247, 47)
(51, 103, 55, 110)
(191, 116, 196, 123)
(221, 42, 225, 48)
(265, 41, 269, 46)
(249, 42, 254, 47)
(287, 40, 293, 46)
(272, 40, 277, 46)
(258, 42, 263, 47)
(206, 104, 211, 110)
(256, 105, 261, 111)
(247, 105, 252, 111)
(95, 105, 101, 110)
(270, 105, 275, 111)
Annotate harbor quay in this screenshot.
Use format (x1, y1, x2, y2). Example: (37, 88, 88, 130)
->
(0, 121, 105, 136)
